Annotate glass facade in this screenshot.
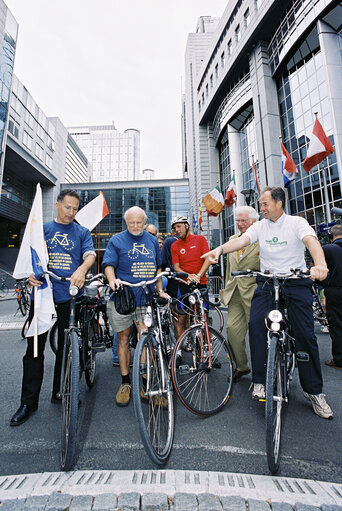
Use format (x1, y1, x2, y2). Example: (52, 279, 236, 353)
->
(219, 128, 233, 242)
(277, 35, 339, 229)
(75, 184, 190, 250)
(0, 7, 18, 197)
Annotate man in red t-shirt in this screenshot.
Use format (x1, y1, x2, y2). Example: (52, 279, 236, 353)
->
(171, 216, 211, 336)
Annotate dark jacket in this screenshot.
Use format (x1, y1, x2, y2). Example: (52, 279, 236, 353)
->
(322, 238, 342, 287)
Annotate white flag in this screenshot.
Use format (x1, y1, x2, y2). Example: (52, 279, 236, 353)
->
(75, 191, 109, 231)
(13, 183, 55, 336)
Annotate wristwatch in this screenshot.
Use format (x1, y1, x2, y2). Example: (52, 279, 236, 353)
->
(197, 273, 202, 278)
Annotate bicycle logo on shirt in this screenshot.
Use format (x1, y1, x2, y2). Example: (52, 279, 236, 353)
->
(128, 243, 153, 260)
(48, 232, 75, 251)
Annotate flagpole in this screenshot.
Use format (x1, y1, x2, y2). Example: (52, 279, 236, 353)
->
(218, 213, 224, 279)
(33, 286, 38, 358)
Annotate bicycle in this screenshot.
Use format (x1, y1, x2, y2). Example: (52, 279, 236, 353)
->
(0, 274, 9, 298)
(116, 270, 184, 465)
(232, 268, 310, 474)
(15, 279, 31, 316)
(42, 270, 106, 470)
(170, 283, 234, 417)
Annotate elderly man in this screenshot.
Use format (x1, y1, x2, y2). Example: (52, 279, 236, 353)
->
(145, 224, 158, 236)
(103, 206, 167, 406)
(222, 206, 260, 382)
(203, 187, 333, 419)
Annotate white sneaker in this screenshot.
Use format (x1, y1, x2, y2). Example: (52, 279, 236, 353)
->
(251, 383, 265, 400)
(320, 325, 329, 333)
(303, 392, 333, 419)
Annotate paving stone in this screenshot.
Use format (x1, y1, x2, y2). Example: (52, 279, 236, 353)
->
(0, 498, 26, 511)
(117, 492, 141, 511)
(271, 503, 294, 511)
(247, 499, 271, 511)
(46, 492, 73, 511)
(92, 493, 118, 510)
(294, 505, 321, 511)
(198, 493, 222, 511)
(173, 492, 198, 511)
(141, 492, 168, 511)
(221, 495, 247, 511)
(24, 495, 49, 510)
(322, 507, 342, 511)
(69, 494, 93, 510)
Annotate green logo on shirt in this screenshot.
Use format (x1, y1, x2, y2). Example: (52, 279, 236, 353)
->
(266, 237, 288, 247)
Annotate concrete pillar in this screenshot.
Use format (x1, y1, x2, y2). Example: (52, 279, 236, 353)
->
(317, 20, 342, 189)
(227, 125, 243, 207)
(249, 42, 282, 187)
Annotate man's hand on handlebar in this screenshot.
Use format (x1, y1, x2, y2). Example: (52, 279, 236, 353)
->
(187, 273, 201, 285)
(108, 278, 123, 291)
(310, 265, 328, 282)
(28, 273, 43, 288)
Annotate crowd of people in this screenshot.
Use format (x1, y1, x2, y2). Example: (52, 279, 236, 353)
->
(10, 185, 340, 426)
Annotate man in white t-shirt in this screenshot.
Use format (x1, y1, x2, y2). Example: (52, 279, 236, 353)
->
(203, 187, 333, 419)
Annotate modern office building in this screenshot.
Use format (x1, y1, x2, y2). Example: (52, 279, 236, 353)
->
(68, 123, 141, 182)
(61, 178, 190, 252)
(183, 0, 342, 245)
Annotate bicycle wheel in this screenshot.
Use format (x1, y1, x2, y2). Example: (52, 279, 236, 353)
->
(84, 317, 98, 388)
(207, 303, 224, 333)
(21, 317, 30, 338)
(49, 321, 58, 355)
(60, 330, 80, 471)
(171, 324, 233, 417)
(132, 333, 174, 466)
(18, 290, 28, 316)
(265, 334, 284, 474)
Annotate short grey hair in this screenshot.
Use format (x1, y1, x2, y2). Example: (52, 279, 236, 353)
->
(124, 206, 147, 222)
(234, 205, 259, 222)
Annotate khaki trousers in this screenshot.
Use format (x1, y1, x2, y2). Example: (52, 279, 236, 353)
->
(227, 288, 251, 372)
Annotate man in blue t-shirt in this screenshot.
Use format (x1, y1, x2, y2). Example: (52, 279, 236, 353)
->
(103, 206, 168, 407)
(10, 189, 96, 427)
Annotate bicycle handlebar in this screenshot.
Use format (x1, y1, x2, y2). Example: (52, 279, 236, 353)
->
(114, 270, 189, 289)
(231, 268, 311, 279)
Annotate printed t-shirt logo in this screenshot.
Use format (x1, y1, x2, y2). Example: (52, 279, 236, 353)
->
(48, 232, 75, 251)
(180, 248, 186, 254)
(265, 236, 287, 247)
(128, 242, 153, 260)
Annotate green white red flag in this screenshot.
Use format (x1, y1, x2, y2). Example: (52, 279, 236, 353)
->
(202, 185, 225, 216)
(225, 175, 237, 208)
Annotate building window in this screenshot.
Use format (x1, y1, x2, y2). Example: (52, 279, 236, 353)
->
(45, 153, 52, 169)
(205, 83, 209, 97)
(210, 74, 213, 88)
(35, 143, 44, 161)
(221, 51, 225, 68)
(8, 118, 19, 139)
(244, 8, 250, 28)
(215, 63, 219, 78)
(201, 92, 205, 105)
(23, 130, 32, 150)
(235, 24, 241, 43)
(198, 101, 201, 113)
(227, 39, 232, 56)
(255, 0, 259, 11)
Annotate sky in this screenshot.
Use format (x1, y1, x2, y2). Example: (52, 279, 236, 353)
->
(5, 0, 228, 180)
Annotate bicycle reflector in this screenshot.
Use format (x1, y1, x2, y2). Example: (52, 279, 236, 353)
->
(268, 310, 282, 331)
(69, 285, 79, 297)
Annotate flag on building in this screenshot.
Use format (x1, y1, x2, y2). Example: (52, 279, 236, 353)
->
(198, 201, 203, 231)
(225, 175, 237, 208)
(192, 213, 199, 234)
(303, 118, 335, 173)
(13, 183, 55, 336)
(281, 141, 297, 187)
(75, 191, 109, 231)
(252, 157, 261, 195)
(202, 185, 225, 216)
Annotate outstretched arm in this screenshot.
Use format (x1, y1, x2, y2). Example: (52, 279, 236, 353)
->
(201, 233, 251, 264)
(303, 235, 328, 281)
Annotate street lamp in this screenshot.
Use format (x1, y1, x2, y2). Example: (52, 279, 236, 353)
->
(241, 188, 255, 206)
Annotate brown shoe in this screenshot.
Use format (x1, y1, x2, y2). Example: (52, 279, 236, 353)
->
(116, 383, 131, 406)
(325, 359, 342, 370)
(233, 369, 251, 382)
(140, 388, 168, 407)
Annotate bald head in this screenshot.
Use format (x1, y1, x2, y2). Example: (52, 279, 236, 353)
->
(124, 206, 147, 235)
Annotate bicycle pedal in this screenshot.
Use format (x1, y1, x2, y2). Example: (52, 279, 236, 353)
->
(92, 343, 106, 353)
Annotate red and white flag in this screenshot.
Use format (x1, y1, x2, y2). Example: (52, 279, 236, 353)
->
(303, 118, 334, 173)
(75, 191, 109, 231)
(225, 175, 237, 208)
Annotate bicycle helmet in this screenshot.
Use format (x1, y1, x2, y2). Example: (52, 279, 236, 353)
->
(171, 216, 189, 228)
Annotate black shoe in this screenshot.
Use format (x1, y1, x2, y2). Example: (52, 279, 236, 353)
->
(10, 404, 38, 427)
(233, 369, 251, 382)
(51, 393, 62, 404)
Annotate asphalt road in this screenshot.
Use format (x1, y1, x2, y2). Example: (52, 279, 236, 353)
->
(1, 298, 341, 482)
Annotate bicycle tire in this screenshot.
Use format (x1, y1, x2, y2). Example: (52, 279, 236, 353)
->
(21, 317, 30, 338)
(60, 330, 80, 471)
(84, 316, 98, 388)
(171, 324, 233, 417)
(0, 278, 9, 298)
(265, 334, 284, 474)
(18, 290, 28, 316)
(207, 303, 224, 333)
(132, 333, 174, 466)
(49, 321, 58, 355)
